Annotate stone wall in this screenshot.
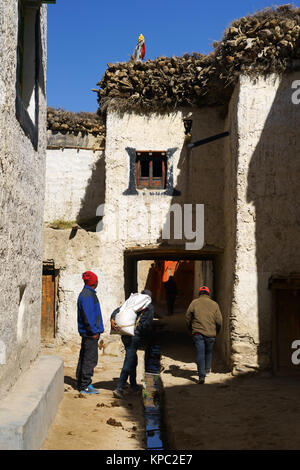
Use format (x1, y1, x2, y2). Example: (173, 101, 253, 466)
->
(0, 1, 47, 396)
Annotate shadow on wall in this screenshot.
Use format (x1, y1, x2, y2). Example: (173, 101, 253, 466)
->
(246, 73, 300, 369)
(37, 9, 46, 99)
(76, 153, 106, 231)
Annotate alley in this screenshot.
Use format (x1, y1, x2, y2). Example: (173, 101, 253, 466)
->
(159, 313, 300, 450)
(41, 340, 146, 450)
(41, 310, 300, 450)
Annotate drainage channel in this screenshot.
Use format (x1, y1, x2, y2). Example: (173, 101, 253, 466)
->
(143, 344, 168, 450)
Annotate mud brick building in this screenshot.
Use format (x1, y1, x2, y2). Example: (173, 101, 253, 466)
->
(43, 5, 300, 375)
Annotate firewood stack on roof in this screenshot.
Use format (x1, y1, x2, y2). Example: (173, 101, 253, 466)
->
(96, 5, 300, 114)
(47, 107, 106, 136)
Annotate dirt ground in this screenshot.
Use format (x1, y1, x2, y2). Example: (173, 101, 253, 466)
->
(41, 339, 146, 450)
(41, 312, 300, 450)
(159, 313, 300, 450)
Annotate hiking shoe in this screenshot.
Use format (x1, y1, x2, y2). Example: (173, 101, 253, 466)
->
(80, 384, 100, 395)
(198, 378, 205, 385)
(113, 388, 124, 399)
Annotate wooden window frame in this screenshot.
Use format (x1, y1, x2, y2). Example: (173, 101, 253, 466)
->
(16, 0, 42, 150)
(136, 151, 167, 190)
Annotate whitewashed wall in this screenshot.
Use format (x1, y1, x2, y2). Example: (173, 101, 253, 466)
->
(44, 147, 104, 222)
(43, 228, 103, 339)
(43, 107, 226, 340)
(230, 73, 300, 371)
(0, 2, 47, 396)
(103, 108, 225, 249)
(96, 107, 226, 333)
(43, 73, 300, 371)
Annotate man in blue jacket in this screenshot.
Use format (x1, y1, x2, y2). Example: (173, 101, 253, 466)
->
(76, 271, 104, 394)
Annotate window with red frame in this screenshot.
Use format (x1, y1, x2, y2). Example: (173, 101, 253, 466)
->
(136, 151, 167, 189)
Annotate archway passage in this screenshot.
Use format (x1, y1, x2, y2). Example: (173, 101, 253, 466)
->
(124, 247, 219, 316)
(123, 248, 227, 374)
(137, 259, 214, 318)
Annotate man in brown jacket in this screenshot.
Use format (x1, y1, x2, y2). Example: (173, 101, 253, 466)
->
(185, 286, 222, 384)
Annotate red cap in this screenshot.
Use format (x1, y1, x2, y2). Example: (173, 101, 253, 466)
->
(82, 271, 98, 287)
(199, 286, 210, 294)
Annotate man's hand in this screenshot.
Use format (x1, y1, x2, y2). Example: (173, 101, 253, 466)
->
(111, 319, 118, 331)
(92, 334, 99, 339)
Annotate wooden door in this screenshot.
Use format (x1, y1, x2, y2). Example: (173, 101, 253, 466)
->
(276, 289, 300, 370)
(41, 272, 55, 339)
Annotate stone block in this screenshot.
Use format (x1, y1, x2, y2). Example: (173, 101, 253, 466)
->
(0, 355, 64, 450)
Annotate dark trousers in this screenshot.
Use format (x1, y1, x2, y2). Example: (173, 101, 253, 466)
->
(76, 335, 99, 390)
(118, 334, 158, 389)
(118, 335, 140, 389)
(166, 294, 176, 315)
(192, 333, 215, 379)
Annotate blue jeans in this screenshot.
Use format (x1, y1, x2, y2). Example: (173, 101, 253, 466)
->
(118, 335, 140, 389)
(192, 333, 215, 379)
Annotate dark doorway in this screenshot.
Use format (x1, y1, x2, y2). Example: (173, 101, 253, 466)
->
(271, 277, 300, 373)
(41, 262, 58, 340)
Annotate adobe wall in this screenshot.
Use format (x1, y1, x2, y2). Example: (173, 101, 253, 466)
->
(96, 107, 226, 332)
(44, 131, 105, 223)
(103, 107, 225, 251)
(0, 2, 47, 396)
(214, 82, 240, 369)
(44, 75, 300, 374)
(43, 107, 227, 340)
(42, 228, 103, 339)
(230, 73, 300, 371)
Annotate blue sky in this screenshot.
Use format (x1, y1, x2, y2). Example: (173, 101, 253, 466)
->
(47, 0, 300, 113)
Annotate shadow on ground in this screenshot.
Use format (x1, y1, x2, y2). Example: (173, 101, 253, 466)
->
(156, 310, 300, 450)
(155, 310, 229, 374)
